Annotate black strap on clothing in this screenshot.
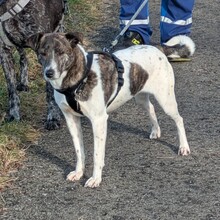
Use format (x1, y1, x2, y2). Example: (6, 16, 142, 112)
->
(55, 51, 124, 114)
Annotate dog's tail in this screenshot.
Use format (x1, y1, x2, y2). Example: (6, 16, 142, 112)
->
(157, 35, 196, 61)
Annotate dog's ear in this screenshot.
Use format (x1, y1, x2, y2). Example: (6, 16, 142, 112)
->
(25, 32, 44, 51)
(65, 32, 83, 47)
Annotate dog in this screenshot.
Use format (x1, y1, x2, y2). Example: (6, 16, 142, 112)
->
(26, 32, 193, 188)
(0, 0, 67, 129)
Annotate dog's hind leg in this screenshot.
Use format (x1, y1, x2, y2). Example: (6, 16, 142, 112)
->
(152, 86, 190, 156)
(45, 82, 61, 130)
(0, 42, 20, 121)
(16, 47, 29, 92)
(135, 93, 161, 139)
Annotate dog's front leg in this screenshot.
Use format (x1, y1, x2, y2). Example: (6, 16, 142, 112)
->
(0, 42, 20, 121)
(16, 47, 29, 92)
(62, 112, 85, 182)
(85, 113, 108, 188)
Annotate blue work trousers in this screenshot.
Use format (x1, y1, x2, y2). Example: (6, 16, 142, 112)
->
(120, 0, 195, 44)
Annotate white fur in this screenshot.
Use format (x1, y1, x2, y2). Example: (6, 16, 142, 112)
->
(164, 35, 196, 58)
(49, 44, 190, 188)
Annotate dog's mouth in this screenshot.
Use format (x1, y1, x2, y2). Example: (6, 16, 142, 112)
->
(43, 68, 68, 90)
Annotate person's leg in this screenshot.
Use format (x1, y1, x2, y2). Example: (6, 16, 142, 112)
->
(120, 0, 152, 45)
(160, 0, 195, 43)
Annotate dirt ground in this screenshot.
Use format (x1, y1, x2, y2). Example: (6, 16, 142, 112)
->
(1, 0, 220, 219)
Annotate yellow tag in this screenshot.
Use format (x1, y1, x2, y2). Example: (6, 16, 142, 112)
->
(132, 38, 140, 45)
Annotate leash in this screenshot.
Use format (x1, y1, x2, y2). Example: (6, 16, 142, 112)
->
(103, 0, 149, 53)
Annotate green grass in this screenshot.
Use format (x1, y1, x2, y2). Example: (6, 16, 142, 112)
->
(0, 0, 102, 192)
(65, 0, 102, 32)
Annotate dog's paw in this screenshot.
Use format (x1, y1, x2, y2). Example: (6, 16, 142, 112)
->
(178, 146, 190, 156)
(149, 126, 161, 139)
(17, 83, 29, 92)
(67, 170, 83, 181)
(45, 118, 61, 130)
(84, 177, 102, 188)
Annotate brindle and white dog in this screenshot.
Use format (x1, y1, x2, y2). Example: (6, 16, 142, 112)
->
(26, 32, 194, 188)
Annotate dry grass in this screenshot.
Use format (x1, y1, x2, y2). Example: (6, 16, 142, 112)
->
(0, 0, 102, 192)
(0, 50, 43, 191)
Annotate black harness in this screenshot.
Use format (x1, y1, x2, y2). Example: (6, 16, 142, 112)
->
(55, 51, 124, 115)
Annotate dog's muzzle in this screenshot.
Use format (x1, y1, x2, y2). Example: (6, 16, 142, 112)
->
(45, 69, 55, 79)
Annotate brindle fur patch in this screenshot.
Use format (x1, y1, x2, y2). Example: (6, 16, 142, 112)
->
(75, 70, 98, 101)
(129, 63, 148, 95)
(99, 55, 117, 104)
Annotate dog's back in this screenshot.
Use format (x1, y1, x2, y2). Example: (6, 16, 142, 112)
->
(107, 45, 174, 111)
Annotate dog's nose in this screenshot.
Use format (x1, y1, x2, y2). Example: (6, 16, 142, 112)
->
(45, 69, 54, 78)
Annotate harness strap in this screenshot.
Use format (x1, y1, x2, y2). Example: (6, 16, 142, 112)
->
(0, 0, 31, 22)
(87, 51, 124, 107)
(107, 53, 124, 107)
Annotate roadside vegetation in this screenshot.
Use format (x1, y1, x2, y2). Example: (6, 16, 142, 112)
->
(0, 0, 102, 200)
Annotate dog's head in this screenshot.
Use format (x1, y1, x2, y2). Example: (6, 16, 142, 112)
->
(26, 32, 83, 82)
